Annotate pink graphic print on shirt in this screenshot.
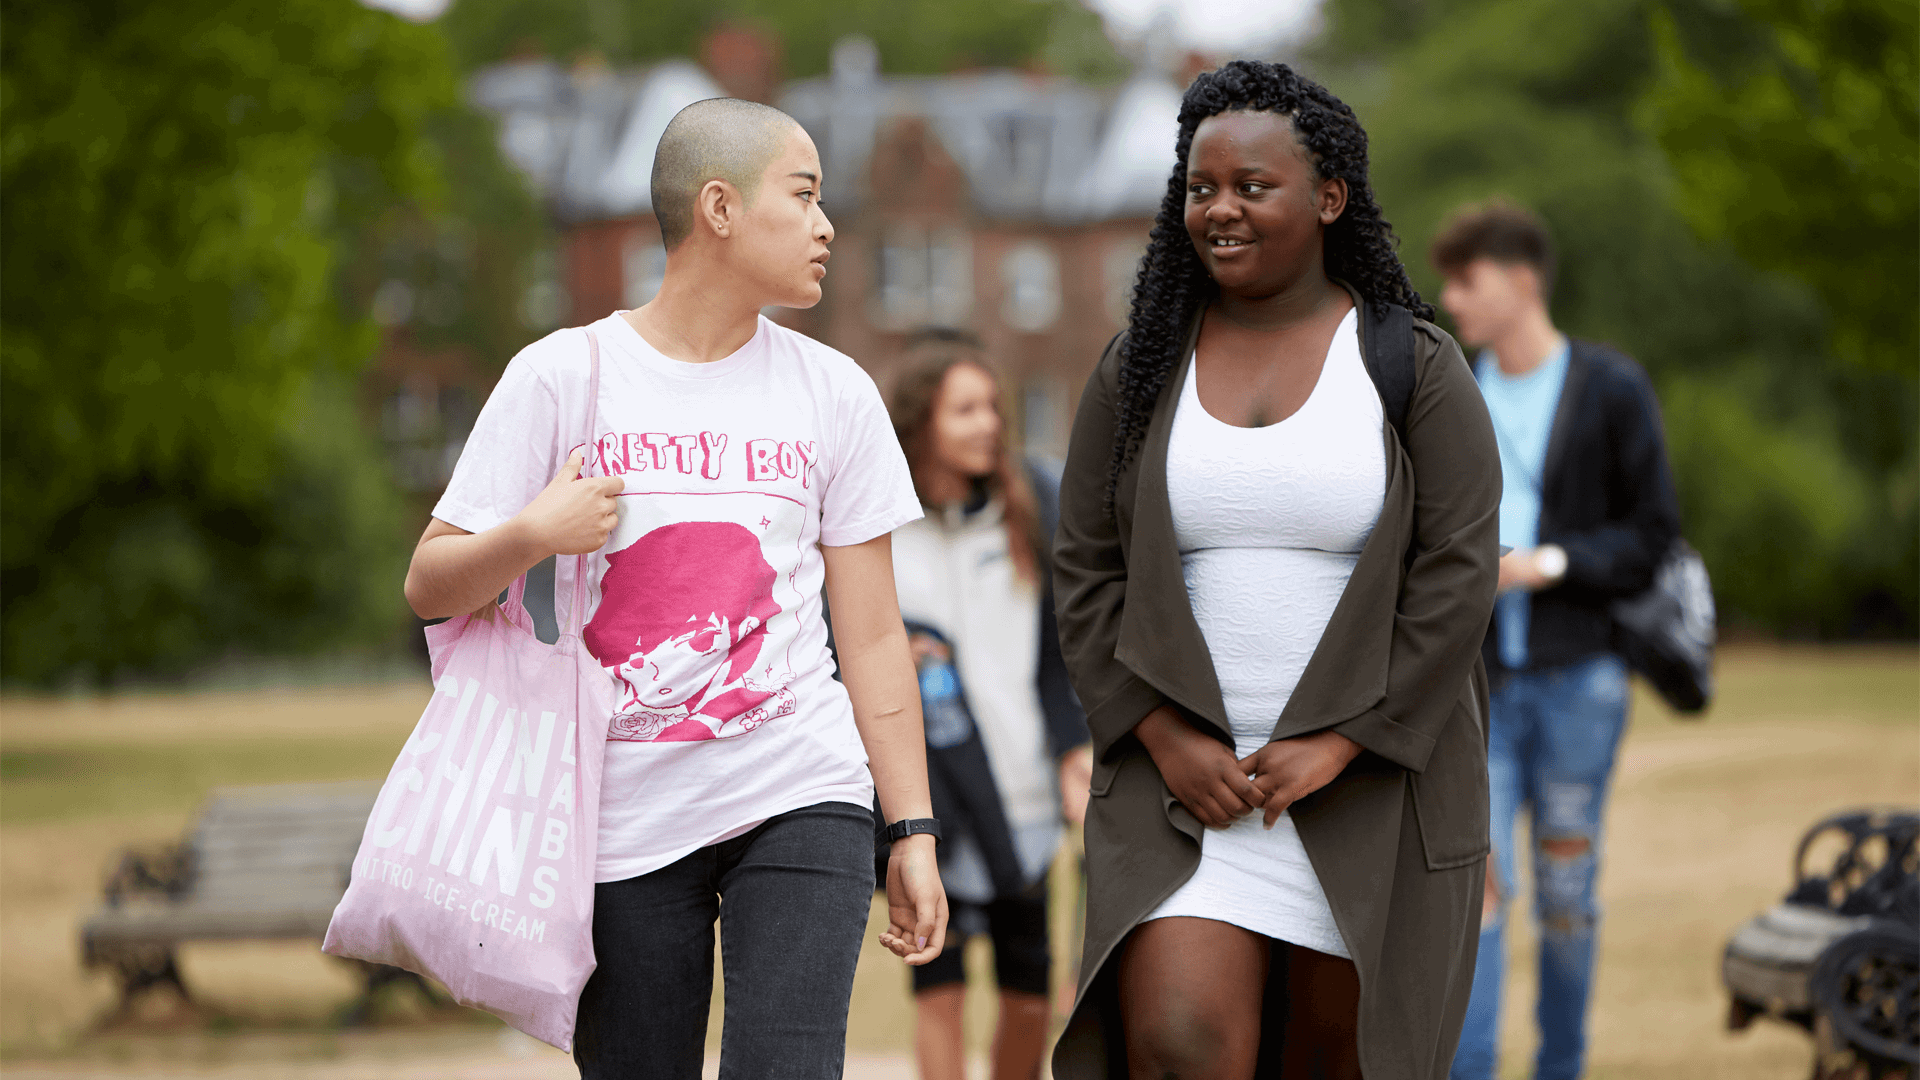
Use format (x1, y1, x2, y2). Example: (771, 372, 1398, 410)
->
(581, 490, 807, 743)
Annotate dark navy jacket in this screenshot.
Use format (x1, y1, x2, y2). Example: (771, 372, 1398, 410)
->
(1484, 339, 1682, 675)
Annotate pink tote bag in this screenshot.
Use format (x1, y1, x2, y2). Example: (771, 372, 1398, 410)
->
(325, 330, 614, 1051)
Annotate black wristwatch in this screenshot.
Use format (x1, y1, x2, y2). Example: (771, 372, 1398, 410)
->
(884, 817, 941, 844)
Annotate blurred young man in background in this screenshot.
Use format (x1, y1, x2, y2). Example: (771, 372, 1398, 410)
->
(1434, 201, 1681, 1080)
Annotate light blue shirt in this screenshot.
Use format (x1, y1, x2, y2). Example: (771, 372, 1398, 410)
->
(1476, 340, 1570, 668)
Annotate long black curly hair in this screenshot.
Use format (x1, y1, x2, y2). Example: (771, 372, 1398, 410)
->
(1105, 60, 1431, 509)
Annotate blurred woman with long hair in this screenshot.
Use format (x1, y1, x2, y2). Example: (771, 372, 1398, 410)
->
(1049, 61, 1502, 1079)
(888, 329, 1090, 1080)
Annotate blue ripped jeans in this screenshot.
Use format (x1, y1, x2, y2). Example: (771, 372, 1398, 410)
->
(1451, 655, 1630, 1080)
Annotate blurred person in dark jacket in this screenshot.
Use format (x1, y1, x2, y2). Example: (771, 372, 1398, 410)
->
(1433, 201, 1681, 1080)
(888, 329, 1091, 1080)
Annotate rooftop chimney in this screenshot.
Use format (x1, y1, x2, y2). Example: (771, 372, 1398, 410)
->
(701, 23, 781, 104)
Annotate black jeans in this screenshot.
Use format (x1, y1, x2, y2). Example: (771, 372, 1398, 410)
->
(573, 800, 875, 1079)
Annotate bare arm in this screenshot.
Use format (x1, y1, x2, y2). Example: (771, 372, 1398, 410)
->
(403, 450, 623, 619)
(822, 534, 948, 965)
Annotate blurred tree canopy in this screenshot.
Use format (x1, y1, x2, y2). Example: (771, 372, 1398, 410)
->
(1642, 0, 1915, 382)
(0, 0, 1114, 686)
(1314, 0, 1916, 635)
(4, 0, 1905, 690)
(0, 0, 536, 684)
(440, 0, 1130, 82)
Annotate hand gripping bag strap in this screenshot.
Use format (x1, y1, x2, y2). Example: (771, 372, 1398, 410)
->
(500, 327, 601, 635)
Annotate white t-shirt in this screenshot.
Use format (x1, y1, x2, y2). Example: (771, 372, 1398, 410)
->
(433, 312, 921, 882)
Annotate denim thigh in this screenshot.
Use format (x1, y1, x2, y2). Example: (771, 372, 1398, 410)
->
(1486, 656, 1631, 901)
(1485, 674, 1536, 903)
(715, 800, 876, 1080)
(1527, 655, 1630, 921)
(573, 801, 876, 1080)
(574, 846, 721, 1080)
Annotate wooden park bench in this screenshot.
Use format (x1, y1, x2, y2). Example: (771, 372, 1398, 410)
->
(81, 780, 442, 1021)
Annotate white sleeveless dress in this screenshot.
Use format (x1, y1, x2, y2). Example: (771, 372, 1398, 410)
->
(1143, 307, 1385, 958)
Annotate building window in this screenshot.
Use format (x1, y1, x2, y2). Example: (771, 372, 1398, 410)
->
(872, 225, 972, 329)
(1023, 377, 1068, 461)
(372, 279, 414, 327)
(1104, 237, 1149, 327)
(521, 247, 567, 330)
(1000, 241, 1061, 333)
(623, 234, 667, 308)
(381, 379, 478, 495)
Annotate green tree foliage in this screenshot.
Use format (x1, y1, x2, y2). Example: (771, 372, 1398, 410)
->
(441, 0, 1129, 82)
(1641, 0, 1916, 381)
(1313, 0, 1915, 634)
(0, 1, 481, 683)
(1639, 0, 1918, 632)
(332, 105, 548, 374)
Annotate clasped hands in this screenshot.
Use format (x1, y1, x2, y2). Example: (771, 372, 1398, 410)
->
(1135, 706, 1362, 829)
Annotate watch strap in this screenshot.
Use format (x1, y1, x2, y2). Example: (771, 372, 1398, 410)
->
(885, 817, 941, 844)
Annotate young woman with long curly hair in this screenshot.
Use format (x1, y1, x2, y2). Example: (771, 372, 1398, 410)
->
(1049, 61, 1503, 1079)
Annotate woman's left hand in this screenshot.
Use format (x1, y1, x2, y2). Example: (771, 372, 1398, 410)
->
(879, 834, 949, 965)
(1238, 731, 1364, 828)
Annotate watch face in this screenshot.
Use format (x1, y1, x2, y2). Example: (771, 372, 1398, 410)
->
(1537, 547, 1568, 579)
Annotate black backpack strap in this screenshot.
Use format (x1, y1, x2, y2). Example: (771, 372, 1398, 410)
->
(1362, 300, 1416, 445)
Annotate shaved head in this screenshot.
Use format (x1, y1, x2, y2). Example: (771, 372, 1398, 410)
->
(651, 98, 804, 250)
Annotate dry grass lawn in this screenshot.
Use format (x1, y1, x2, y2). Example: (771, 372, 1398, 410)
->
(0, 644, 1913, 1078)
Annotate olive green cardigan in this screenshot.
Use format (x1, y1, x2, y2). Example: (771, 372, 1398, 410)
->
(1050, 292, 1502, 1080)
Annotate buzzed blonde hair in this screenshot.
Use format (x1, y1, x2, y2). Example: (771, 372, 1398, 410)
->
(651, 98, 802, 250)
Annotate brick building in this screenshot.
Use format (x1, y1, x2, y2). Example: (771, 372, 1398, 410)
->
(467, 34, 1183, 460)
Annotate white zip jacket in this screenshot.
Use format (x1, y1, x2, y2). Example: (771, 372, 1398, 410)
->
(891, 497, 1061, 901)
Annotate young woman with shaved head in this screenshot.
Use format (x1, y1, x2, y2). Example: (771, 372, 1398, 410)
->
(404, 97, 948, 1078)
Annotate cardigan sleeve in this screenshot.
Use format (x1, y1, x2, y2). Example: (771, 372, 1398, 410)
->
(1052, 338, 1170, 764)
(1548, 355, 1681, 597)
(1333, 322, 1502, 773)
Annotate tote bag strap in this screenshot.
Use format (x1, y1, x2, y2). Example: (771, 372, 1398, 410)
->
(499, 570, 536, 636)
(558, 327, 604, 643)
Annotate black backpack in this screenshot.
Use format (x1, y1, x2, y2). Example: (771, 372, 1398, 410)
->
(1359, 300, 1418, 444)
